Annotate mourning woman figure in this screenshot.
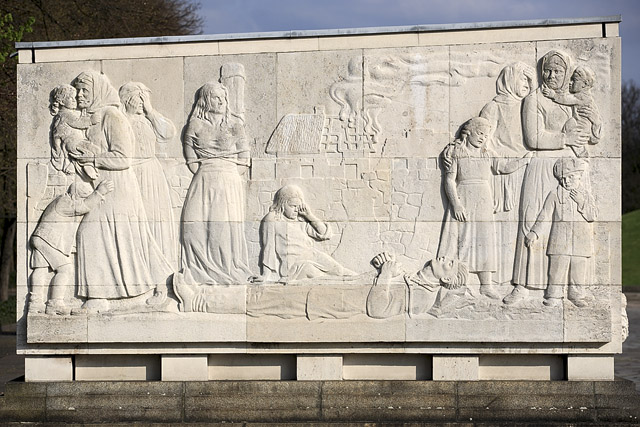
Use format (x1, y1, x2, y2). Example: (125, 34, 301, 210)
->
(119, 82, 178, 267)
(479, 62, 533, 285)
(504, 50, 590, 305)
(180, 82, 252, 285)
(70, 71, 172, 313)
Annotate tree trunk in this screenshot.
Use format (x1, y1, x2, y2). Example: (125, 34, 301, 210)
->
(0, 218, 16, 301)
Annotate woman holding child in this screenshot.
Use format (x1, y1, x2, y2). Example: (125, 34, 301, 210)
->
(504, 50, 591, 304)
(70, 71, 172, 312)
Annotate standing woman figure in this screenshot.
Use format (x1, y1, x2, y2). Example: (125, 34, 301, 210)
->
(71, 71, 172, 313)
(180, 82, 252, 284)
(504, 50, 590, 304)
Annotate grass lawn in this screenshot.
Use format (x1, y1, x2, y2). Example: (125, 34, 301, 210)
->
(623, 209, 640, 286)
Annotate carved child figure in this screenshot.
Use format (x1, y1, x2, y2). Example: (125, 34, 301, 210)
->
(29, 180, 114, 315)
(49, 84, 99, 181)
(525, 158, 597, 307)
(259, 184, 354, 283)
(542, 65, 602, 157)
(439, 117, 530, 299)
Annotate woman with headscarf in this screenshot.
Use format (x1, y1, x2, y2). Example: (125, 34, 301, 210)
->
(179, 82, 252, 285)
(479, 62, 534, 285)
(119, 82, 178, 267)
(70, 71, 172, 313)
(503, 50, 590, 305)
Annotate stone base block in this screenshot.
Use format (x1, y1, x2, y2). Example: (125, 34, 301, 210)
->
(297, 355, 342, 380)
(567, 355, 615, 380)
(162, 355, 208, 381)
(24, 356, 72, 382)
(433, 355, 478, 380)
(2, 379, 639, 424)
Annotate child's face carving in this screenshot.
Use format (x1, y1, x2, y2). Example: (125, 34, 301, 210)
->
(569, 71, 589, 94)
(283, 197, 302, 220)
(62, 93, 77, 110)
(561, 171, 582, 190)
(467, 125, 490, 148)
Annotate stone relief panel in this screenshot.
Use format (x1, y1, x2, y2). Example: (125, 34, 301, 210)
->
(17, 36, 621, 346)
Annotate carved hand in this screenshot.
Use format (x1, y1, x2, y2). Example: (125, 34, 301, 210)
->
(576, 104, 597, 123)
(379, 259, 403, 280)
(453, 204, 467, 222)
(565, 127, 590, 147)
(68, 146, 95, 163)
(541, 86, 555, 98)
(96, 180, 114, 195)
(570, 189, 586, 206)
(525, 231, 538, 247)
(141, 91, 154, 115)
(371, 252, 395, 270)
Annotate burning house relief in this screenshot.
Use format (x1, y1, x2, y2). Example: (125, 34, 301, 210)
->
(19, 39, 622, 346)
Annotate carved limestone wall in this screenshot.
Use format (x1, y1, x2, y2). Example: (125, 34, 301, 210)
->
(15, 17, 624, 381)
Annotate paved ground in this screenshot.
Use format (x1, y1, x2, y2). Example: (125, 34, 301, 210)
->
(1, 292, 639, 393)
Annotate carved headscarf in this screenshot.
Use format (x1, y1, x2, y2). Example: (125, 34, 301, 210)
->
(72, 70, 120, 113)
(540, 50, 572, 93)
(494, 62, 529, 105)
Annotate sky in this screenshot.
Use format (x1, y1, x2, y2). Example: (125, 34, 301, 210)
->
(199, 0, 640, 83)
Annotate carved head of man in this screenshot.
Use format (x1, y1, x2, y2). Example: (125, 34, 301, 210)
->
(541, 50, 571, 91)
(428, 256, 468, 289)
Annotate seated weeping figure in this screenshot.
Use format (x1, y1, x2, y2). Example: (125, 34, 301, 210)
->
(259, 184, 355, 283)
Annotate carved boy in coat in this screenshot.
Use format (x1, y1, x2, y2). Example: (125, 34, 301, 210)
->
(525, 158, 597, 307)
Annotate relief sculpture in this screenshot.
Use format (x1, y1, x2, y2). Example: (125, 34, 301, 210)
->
(526, 158, 597, 307)
(259, 184, 355, 283)
(438, 117, 530, 300)
(70, 71, 173, 314)
(23, 45, 614, 346)
(505, 50, 596, 305)
(119, 82, 178, 267)
(178, 80, 252, 286)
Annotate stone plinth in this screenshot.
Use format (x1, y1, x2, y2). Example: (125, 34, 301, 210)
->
(15, 16, 624, 382)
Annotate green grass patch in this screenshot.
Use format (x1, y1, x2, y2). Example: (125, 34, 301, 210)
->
(0, 297, 17, 325)
(623, 209, 640, 286)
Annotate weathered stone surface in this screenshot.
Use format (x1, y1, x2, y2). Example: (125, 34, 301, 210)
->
(14, 17, 624, 382)
(2, 379, 639, 423)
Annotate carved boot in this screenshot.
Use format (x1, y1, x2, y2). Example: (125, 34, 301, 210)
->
(71, 298, 110, 315)
(568, 287, 588, 308)
(502, 284, 527, 305)
(146, 288, 168, 306)
(45, 299, 70, 316)
(480, 284, 501, 300)
(172, 272, 195, 312)
(27, 293, 46, 314)
(543, 297, 562, 307)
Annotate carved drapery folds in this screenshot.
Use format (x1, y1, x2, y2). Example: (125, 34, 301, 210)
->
(23, 43, 621, 345)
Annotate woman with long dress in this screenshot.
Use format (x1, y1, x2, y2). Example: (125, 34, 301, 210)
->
(119, 82, 178, 267)
(180, 82, 252, 285)
(503, 50, 590, 305)
(71, 71, 172, 313)
(479, 62, 534, 285)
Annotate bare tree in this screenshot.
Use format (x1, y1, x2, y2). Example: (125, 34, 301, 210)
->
(0, 1, 202, 301)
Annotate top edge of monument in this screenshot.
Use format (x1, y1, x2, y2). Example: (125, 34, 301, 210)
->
(15, 15, 621, 49)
